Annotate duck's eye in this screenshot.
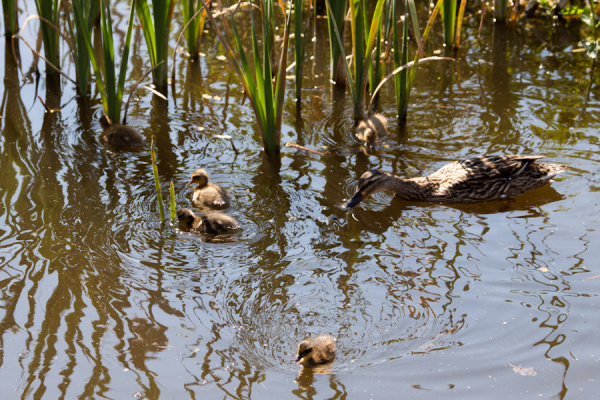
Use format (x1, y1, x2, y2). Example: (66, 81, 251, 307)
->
(299, 347, 312, 358)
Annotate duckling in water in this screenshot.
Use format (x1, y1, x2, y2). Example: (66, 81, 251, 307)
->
(345, 155, 568, 208)
(99, 115, 145, 149)
(295, 335, 336, 367)
(355, 113, 388, 146)
(177, 208, 239, 235)
(188, 169, 231, 210)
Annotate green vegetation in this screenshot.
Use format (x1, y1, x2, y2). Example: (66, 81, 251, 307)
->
(135, 0, 176, 91)
(201, 0, 291, 153)
(73, 0, 135, 123)
(2, 0, 19, 35)
(33, 0, 61, 71)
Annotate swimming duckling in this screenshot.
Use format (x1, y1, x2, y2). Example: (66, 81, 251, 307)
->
(295, 335, 336, 367)
(177, 208, 239, 235)
(188, 169, 231, 210)
(355, 113, 388, 146)
(99, 115, 145, 149)
(345, 155, 568, 208)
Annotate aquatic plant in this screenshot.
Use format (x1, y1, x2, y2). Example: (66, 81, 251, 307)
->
(494, 0, 507, 22)
(135, 0, 176, 92)
(326, 0, 348, 85)
(325, 0, 385, 120)
(151, 140, 166, 223)
(33, 0, 61, 71)
(2, 0, 19, 35)
(441, 0, 457, 47)
(72, 0, 135, 123)
(181, 0, 207, 59)
(294, 0, 305, 101)
(65, 0, 97, 96)
(201, 0, 291, 153)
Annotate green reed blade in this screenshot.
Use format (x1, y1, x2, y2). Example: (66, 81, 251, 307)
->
(34, 0, 61, 71)
(151, 140, 165, 223)
(441, 0, 457, 48)
(494, 0, 507, 22)
(324, 0, 356, 104)
(117, 4, 136, 123)
(182, 0, 204, 56)
(3, 0, 19, 35)
(454, 0, 467, 48)
(293, 0, 304, 101)
(169, 181, 176, 222)
(274, 0, 292, 147)
(325, 0, 347, 83)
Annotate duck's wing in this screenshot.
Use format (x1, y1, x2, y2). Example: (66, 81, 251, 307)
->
(427, 155, 549, 201)
(430, 155, 545, 182)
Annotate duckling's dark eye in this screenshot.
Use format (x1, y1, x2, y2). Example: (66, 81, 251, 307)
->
(299, 347, 312, 358)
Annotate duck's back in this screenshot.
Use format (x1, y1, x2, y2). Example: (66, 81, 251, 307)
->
(419, 155, 566, 202)
(192, 183, 231, 209)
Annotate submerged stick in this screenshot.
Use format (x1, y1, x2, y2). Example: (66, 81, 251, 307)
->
(285, 142, 329, 155)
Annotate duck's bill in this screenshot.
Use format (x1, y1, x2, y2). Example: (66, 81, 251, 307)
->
(294, 355, 302, 363)
(344, 193, 364, 209)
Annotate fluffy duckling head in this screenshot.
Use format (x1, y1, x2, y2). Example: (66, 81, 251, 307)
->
(188, 169, 210, 188)
(355, 122, 376, 145)
(344, 169, 388, 209)
(295, 335, 336, 367)
(177, 208, 197, 230)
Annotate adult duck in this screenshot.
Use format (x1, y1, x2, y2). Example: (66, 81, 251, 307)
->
(345, 155, 567, 208)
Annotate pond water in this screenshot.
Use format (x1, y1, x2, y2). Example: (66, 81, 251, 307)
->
(1, 3, 599, 399)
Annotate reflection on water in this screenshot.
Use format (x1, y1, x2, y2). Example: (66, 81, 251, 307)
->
(0, 3, 599, 400)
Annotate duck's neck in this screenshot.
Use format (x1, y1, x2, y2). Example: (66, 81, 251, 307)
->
(384, 174, 431, 202)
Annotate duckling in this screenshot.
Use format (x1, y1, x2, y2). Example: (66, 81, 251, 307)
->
(188, 169, 231, 210)
(345, 155, 568, 208)
(177, 208, 239, 235)
(99, 115, 145, 149)
(295, 335, 336, 367)
(355, 113, 388, 146)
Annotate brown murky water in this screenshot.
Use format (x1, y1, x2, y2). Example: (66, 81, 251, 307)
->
(0, 2, 599, 399)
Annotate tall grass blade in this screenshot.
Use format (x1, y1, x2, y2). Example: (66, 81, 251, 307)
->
(33, 0, 61, 71)
(454, 0, 468, 48)
(494, 0, 507, 22)
(169, 181, 176, 223)
(2, 0, 19, 35)
(151, 140, 166, 223)
(73, 0, 135, 123)
(182, 0, 206, 58)
(325, 0, 347, 83)
(135, 0, 175, 90)
(293, 0, 304, 101)
(441, 0, 457, 48)
(200, 0, 290, 153)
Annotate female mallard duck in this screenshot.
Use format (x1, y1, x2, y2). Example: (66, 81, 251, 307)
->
(177, 208, 239, 235)
(99, 115, 145, 149)
(188, 169, 231, 209)
(355, 113, 388, 146)
(345, 155, 567, 208)
(295, 335, 336, 367)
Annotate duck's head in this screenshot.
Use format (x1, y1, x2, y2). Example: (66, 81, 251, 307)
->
(99, 115, 113, 129)
(177, 208, 197, 230)
(295, 335, 336, 367)
(188, 169, 209, 188)
(345, 169, 388, 209)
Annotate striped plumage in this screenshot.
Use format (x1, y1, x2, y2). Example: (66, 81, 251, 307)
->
(345, 155, 567, 208)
